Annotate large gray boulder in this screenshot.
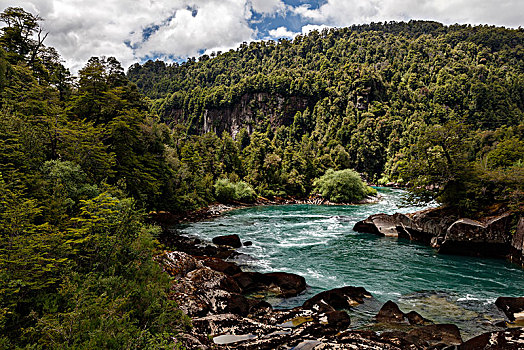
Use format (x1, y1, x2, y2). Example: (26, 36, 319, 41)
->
(438, 213, 512, 257)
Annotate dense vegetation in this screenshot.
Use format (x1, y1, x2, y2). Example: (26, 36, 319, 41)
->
(1, 6, 523, 348)
(129, 20, 524, 215)
(0, 8, 190, 349)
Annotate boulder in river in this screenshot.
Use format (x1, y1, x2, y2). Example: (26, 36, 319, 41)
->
(353, 213, 400, 237)
(303, 286, 372, 310)
(232, 271, 307, 297)
(354, 208, 516, 258)
(265, 272, 307, 297)
(495, 296, 524, 322)
(375, 300, 431, 326)
(353, 207, 459, 244)
(212, 234, 242, 248)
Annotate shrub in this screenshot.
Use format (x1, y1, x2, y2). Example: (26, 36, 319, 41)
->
(214, 178, 237, 203)
(214, 178, 257, 203)
(234, 181, 257, 203)
(313, 169, 376, 203)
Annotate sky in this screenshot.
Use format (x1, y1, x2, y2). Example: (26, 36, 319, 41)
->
(1, 0, 523, 73)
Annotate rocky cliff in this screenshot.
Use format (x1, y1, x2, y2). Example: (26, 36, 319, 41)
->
(165, 92, 312, 137)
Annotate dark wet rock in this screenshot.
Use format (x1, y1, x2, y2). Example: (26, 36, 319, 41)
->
(376, 300, 409, 324)
(201, 256, 242, 276)
(509, 217, 524, 267)
(375, 301, 431, 326)
(233, 272, 273, 293)
(232, 271, 306, 297)
(407, 324, 462, 348)
(154, 251, 202, 278)
(438, 213, 512, 257)
(244, 240, 253, 246)
(303, 286, 372, 310)
(324, 310, 351, 329)
(247, 299, 273, 314)
(225, 294, 252, 316)
(495, 297, 524, 322)
(213, 234, 242, 248)
(265, 272, 307, 297)
(353, 213, 400, 237)
(406, 311, 430, 326)
(460, 328, 524, 350)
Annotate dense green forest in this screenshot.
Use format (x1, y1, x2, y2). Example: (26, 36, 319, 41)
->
(129, 20, 524, 214)
(1, 5, 523, 348)
(0, 7, 191, 349)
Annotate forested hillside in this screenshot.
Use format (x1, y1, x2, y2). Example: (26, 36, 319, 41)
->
(129, 20, 524, 214)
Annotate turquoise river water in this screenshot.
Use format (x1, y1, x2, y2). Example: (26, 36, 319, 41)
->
(176, 188, 524, 339)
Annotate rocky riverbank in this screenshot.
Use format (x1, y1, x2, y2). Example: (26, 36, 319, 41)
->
(354, 207, 524, 263)
(158, 232, 524, 349)
(149, 194, 379, 226)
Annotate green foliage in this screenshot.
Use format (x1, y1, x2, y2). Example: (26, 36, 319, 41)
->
(0, 8, 191, 348)
(214, 178, 257, 203)
(313, 169, 376, 203)
(400, 122, 524, 214)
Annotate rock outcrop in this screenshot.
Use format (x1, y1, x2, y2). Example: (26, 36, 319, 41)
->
(354, 208, 517, 258)
(232, 271, 307, 297)
(353, 208, 458, 244)
(213, 234, 242, 248)
(509, 217, 524, 266)
(167, 92, 312, 137)
(437, 213, 513, 257)
(375, 300, 430, 326)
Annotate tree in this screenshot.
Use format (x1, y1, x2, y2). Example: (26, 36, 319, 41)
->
(313, 168, 376, 203)
(0, 7, 48, 65)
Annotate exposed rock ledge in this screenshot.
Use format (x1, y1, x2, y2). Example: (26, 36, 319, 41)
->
(156, 234, 522, 349)
(354, 207, 521, 260)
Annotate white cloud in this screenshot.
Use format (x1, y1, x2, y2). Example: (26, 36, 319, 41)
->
(250, 0, 286, 15)
(0, 0, 274, 73)
(268, 26, 297, 38)
(301, 24, 332, 35)
(293, 0, 524, 28)
(134, 1, 254, 61)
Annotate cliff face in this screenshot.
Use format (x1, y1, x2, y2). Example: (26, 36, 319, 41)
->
(165, 92, 312, 137)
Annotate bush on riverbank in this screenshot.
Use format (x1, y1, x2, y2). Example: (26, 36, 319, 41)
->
(313, 169, 377, 203)
(214, 178, 257, 203)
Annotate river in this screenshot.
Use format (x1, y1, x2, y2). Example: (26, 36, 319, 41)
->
(176, 187, 524, 339)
